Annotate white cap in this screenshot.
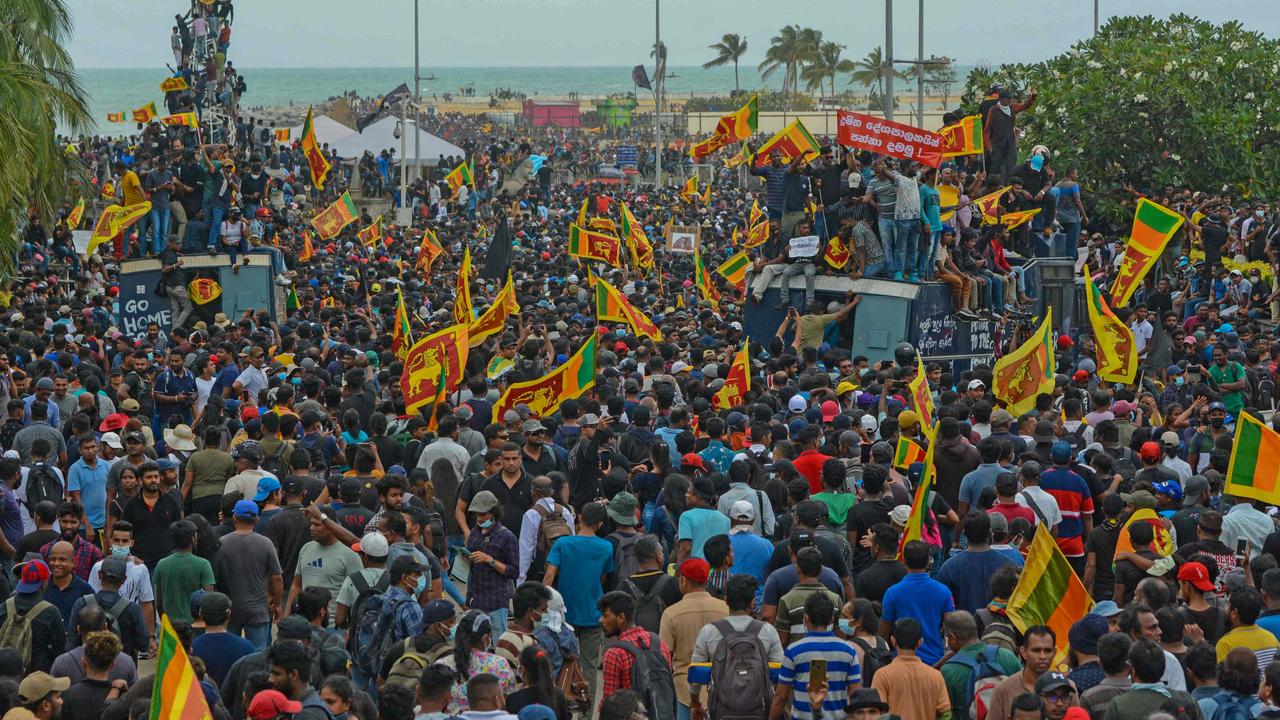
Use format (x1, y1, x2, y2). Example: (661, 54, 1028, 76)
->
(860, 414, 879, 433)
(890, 505, 912, 526)
(100, 432, 123, 449)
(967, 379, 986, 390)
(730, 500, 756, 521)
(788, 396, 807, 413)
(566, 274, 579, 284)
(357, 532, 389, 558)
(671, 361, 690, 373)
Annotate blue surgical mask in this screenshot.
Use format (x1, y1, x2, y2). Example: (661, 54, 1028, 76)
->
(1175, 376, 1185, 386)
(415, 573, 427, 595)
(446, 622, 458, 639)
(1030, 155, 1044, 171)
(837, 618, 854, 635)
(110, 544, 131, 558)
(478, 519, 495, 529)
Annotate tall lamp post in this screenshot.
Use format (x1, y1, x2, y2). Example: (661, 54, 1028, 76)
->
(414, 0, 421, 180)
(884, 0, 893, 120)
(654, 0, 662, 189)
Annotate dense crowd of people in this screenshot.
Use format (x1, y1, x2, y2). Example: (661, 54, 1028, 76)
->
(15, 25, 1280, 720)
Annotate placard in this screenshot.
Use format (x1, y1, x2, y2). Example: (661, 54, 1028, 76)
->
(666, 224, 701, 254)
(837, 110, 943, 168)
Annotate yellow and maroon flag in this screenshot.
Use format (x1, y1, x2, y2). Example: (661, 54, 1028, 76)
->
(445, 161, 475, 197)
(568, 223, 622, 267)
(576, 197, 589, 227)
(690, 96, 758, 160)
(106, 112, 127, 123)
(1110, 198, 1185, 307)
(939, 114, 983, 157)
(132, 102, 158, 123)
(301, 106, 332, 190)
(160, 76, 189, 93)
(149, 615, 214, 720)
(823, 234, 851, 269)
(899, 431, 937, 558)
(1084, 265, 1137, 384)
(469, 275, 520, 347)
(87, 202, 151, 256)
(357, 216, 383, 247)
(715, 251, 751, 293)
(749, 199, 765, 227)
(161, 112, 199, 129)
(973, 185, 1012, 224)
(751, 119, 820, 166)
(992, 308, 1055, 416)
(743, 218, 770, 249)
(311, 192, 358, 240)
(454, 247, 474, 326)
(416, 227, 444, 273)
(713, 341, 751, 410)
(392, 287, 414, 361)
(274, 128, 291, 142)
(492, 335, 598, 423)
(187, 278, 222, 305)
(66, 198, 85, 229)
(1113, 507, 1174, 561)
(1000, 208, 1040, 229)
(298, 232, 316, 263)
(401, 325, 470, 416)
(595, 276, 662, 340)
(620, 203, 654, 273)
(908, 354, 934, 429)
(589, 217, 617, 234)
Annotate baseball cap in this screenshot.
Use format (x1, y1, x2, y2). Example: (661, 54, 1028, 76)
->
(100, 556, 128, 582)
(1183, 475, 1209, 506)
(252, 476, 282, 502)
(356, 532, 389, 558)
(1120, 490, 1157, 510)
(1152, 480, 1183, 502)
(1035, 672, 1072, 695)
(679, 558, 711, 585)
(232, 440, 262, 461)
(420, 599, 456, 626)
(820, 400, 839, 423)
(247, 690, 303, 720)
(729, 500, 756, 521)
(967, 379, 985, 390)
(99, 432, 123, 449)
(1177, 561, 1215, 592)
(233, 499, 260, 518)
(15, 559, 49, 593)
(1050, 441, 1073, 463)
(787, 395, 807, 414)
(1089, 600, 1121, 618)
(889, 504, 911, 526)
(517, 706, 558, 720)
(1161, 431, 1181, 447)
(468, 490, 500, 513)
(278, 615, 313, 640)
(17, 673, 69, 704)
(681, 453, 708, 472)
(522, 419, 546, 434)
(1139, 441, 1161, 462)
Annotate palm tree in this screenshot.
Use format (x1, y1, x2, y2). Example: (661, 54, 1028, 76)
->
(703, 33, 749, 96)
(758, 26, 822, 108)
(801, 41, 855, 99)
(850, 47, 904, 110)
(0, 0, 89, 269)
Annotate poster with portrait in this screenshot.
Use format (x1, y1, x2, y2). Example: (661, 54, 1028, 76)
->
(666, 224, 701, 254)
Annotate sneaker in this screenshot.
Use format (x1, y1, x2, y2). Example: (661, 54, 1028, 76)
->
(957, 309, 979, 321)
(893, 272, 904, 281)
(906, 274, 919, 283)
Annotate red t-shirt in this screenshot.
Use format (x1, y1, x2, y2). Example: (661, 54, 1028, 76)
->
(989, 501, 1036, 527)
(792, 449, 833, 494)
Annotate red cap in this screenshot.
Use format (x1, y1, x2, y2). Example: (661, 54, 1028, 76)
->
(820, 400, 839, 422)
(679, 558, 711, 585)
(1177, 561, 1214, 592)
(680, 453, 707, 471)
(247, 690, 302, 720)
(1139, 441, 1161, 462)
(241, 406, 260, 421)
(1072, 370, 1089, 381)
(1057, 334, 1075, 349)
(614, 341, 629, 353)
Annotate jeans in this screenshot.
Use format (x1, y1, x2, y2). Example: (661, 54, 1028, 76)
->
(979, 270, 1003, 310)
(895, 218, 921, 279)
(863, 260, 889, 279)
(779, 262, 816, 309)
(487, 608, 509, 640)
(919, 229, 941, 279)
(877, 218, 898, 275)
(1059, 221, 1081, 260)
(223, 236, 250, 265)
(53, 244, 80, 274)
(149, 204, 171, 255)
(676, 702, 691, 720)
(207, 206, 227, 249)
(441, 573, 466, 605)
(230, 621, 271, 651)
(576, 625, 603, 706)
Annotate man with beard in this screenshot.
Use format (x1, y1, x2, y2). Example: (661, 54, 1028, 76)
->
(118, 462, 181, 571)
(40, 503, 102, 582)
(266, 639, 332, 720)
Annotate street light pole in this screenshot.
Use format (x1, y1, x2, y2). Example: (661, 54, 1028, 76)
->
(399, 102, 408, 224)
(414, 0, 421, 182)
(654, 0, 662, 189)
(917, 0, 924, 127)
(1093, 0, 1099, 35)
(884, 0, 894, 121)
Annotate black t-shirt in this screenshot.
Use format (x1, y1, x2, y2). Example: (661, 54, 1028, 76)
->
(263, 505, 312, 588)
(847, 497, 893, 573)
(1201, 222, 1228, 259)
(855, 559, 907, 604)
(332, 504, 375, 538)
(15, 529, 59, 562)
(1084, 520, 1122, 601)
(507, 687, 571, 720)
(1175, 538, 1237, 583)
(120, 492, 182, 569)
(61, 678, 112, 720)
(1114, 549, 1158, 605)
(1146, 290, 1174, 318)
(1180, 604, 1227, 645)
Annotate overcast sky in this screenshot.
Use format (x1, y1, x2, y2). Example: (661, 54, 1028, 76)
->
(68, 1, 1280, 69)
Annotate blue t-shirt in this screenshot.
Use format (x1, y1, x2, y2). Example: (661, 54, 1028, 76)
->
(936, 549, 1019, 613)
(882, 572, 955, 665)
(68, 459, 110, 529)
(546, 535, 615, 629)
(729, 531, 774, 604)
(919, 183, 942, 231)
(677, 508, 730, 560)
(191, 630, 255, 685)
(958, 464, 1006, 508)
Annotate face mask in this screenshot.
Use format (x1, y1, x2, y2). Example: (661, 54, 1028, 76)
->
(478, 518, 494, 529)
(837, 618, 854, 635)
(445, 622, 458, 640)
(1175, 376, 1185, 386)
(291, 377, 301, 385)
(1258, 210, 1266, 218)
(277, 373, 287, 380)
(1030, 155, 1044, 171)
(111, 544, 131, 558)
(544, 609, 565, 634)
(1211, 417, 1225, 428)
(415, 573, 427, 595)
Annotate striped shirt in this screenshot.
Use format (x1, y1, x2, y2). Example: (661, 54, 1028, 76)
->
(775, 583, 843, 641)
(778, 631, 862, 720)
(1038, 467, 1095, 556)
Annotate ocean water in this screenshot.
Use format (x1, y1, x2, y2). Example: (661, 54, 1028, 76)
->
(77, 64, 976, 133)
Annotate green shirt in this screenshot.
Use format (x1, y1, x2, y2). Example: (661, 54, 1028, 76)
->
(775, 582, 842, 641)
(1102, 687, 1199, 720)
(812, 491, 858, 526)
(186, 448, 235, 500)
(153, 551, 215, 623)
(939, 642, 1022, 716)
(796, 311, 840, 350)
(1208, 361, 1246, 414)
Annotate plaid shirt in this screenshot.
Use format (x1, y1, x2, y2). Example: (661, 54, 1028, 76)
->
(41, 535, 104, 582)
(601, 626, 672, 709)
(464, 523, 518, 612)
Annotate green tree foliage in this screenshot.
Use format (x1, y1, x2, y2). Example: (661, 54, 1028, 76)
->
(959, 14, 1280, 220)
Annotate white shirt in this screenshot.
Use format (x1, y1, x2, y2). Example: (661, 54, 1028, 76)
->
(517, 497, 575, 584)
(1015, 486, 1063, 529)
(1130, 319, 1153, 356)
(234, 365, 269, 402)
(1161, 456, 1192, 482)
(88, 556, 155, 605)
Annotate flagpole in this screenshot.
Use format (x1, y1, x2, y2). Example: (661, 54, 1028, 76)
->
(884, 0, 894, 121)
(414, 0, 421, 184)
(654, 0, 662, 190)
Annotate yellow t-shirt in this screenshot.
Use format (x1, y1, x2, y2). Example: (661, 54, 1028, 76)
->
(120, 170, 146, 206)
(1215, 623, 1280, 664)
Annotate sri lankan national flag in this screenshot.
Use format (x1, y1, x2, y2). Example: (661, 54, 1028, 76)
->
(1110, 198, 1185, 307)
(311, 191, 358, 239)
(1000, 208, 1040, 229)
(106, 112, 126, 123)
(87, 202, 152, 256)
(749, 199, 765, 227)
(132, 102, 158, 123)
(823, 234, 850, 269)
(909, 353, 934, 429)
(160, 76, 189, 93)
(680, 176, 699, 203)
(568, 223, 622, 266)
(1006, 525, 1095, 665)
(161, 112, 199, 129)
(595, 276, 662, 340)
(392, 287, 413, 360)
(751, 119, 820, 166)
(992, 308, 1055, 416)
(894, 436, 926, 468)
(286, 288, 300, 311)
(1084, 265, 1137, 383)
(690, 96, 759, 160)
(66, 198, 85, 229)
(416, 227, 444, 273)
(589, 217, 617, 234)
(899, 428, 937, 558)
(150, 615, 215, 720)
(401, 325, 470, 416)
(972, 185, 1012, 225)
(274, 128, 291, 142)
(187, 278, 222, 305)
(301, 106, 332, 190)
(1113, 507, 1174, 561)
(744, 218, 770, 249)
(357, 216, 383, 247)
(694, 249, 720, 309)
(445, 161, 475, 197)
(454, 247, 474, 326)
(298, 232, 316, 263)
(469, 275, 520, 347)
(1225, 412, 1280, 506)
(715, 251, 751, 293)
(620, 203, 654, 273)
(492, 335, 597, 424)
(713, 341, 751, 410)
(576, 197, 589, 226)
(940, 114, 983, 157)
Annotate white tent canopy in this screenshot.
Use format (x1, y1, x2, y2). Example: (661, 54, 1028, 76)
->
(287, 114, 355, 147)
(329, 116, 464, 167)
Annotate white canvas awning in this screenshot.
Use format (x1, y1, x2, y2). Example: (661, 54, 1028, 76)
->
(329, 116, 464, 166)
(287, 115, 356, 147)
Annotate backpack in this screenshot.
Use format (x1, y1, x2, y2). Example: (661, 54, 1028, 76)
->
(618, 632, 676, 720)
(1106, 447, 1138, 485)
(260, 442, 288, 477)
(707, 619, 772, 720)
(345, 571, 392, 674)
(1062, 423, 1089, 454)
(1207, 691, 1257, 720)
(850, 636, 892, 686)
(298, 689, 335, 720)
(424, 506, 446, 558)
(25, 462, 63, 512)
(974, 608, 1021, 655)
(0, 598, 52, 670)
(82, 594, 132, 637)
(355, 591, 416, 677)
(944, 645, 1010, 720)
(1247, 367, 1276, 411)
(622, 576, 675, 633)
(535, 503, 572, 555)
(384, 646, 428, 690)
(609, 532, 643, 589)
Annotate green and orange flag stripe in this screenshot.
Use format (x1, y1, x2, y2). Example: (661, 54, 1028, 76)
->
(151, 615, 214, 720)
(898, 428, 937, 557)
(940, 114, 983, 157)
(894, 436, 926, 469)
(715, 251, 751, 292)
(446, 161, 475, 196)
(1110, 198, 1185, 307)
(492, 334, 598, 423)
(1226, 412, 1280, 506)
(1006, 524, 1094, 664)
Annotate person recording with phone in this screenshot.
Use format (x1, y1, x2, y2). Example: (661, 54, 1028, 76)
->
(154, 348, 198, 433)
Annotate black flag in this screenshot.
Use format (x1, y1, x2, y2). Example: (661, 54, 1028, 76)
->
(479, 215, 513, 279)
(631, 65, 652, 91)
(356, 83, 411, 132)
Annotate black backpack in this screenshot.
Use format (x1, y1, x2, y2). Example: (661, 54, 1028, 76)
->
(25, 462, 63, 512)
(260, 442, 288, 477)
(850, 636, 892, 685)
(83, 593, 131, 636)
(618, 633, 676, 720)
(707, 620, 772, 720)
(344, 571, 391, 668)
(622, 576, 675, 633)
(1106, 447, 1138, 485)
